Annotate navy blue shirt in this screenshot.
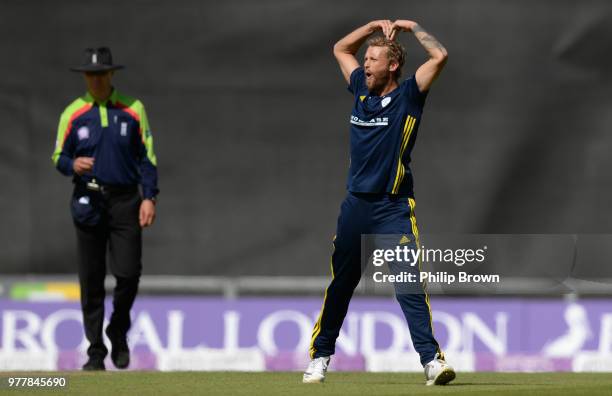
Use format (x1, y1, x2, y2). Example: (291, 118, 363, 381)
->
(52, 90, 159, 199)
(346, 67, 427, 196)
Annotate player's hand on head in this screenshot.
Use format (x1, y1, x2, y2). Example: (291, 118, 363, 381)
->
(73, 157, 95, 175)
(139, 199, 156, 228)
(369, 20, 394, 38)
(388, 28, 397, 41)
(390, 20, 417, 40)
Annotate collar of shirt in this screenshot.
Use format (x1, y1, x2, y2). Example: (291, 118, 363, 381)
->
(84, 88, 119, 106)
(83, 88, 120, 127)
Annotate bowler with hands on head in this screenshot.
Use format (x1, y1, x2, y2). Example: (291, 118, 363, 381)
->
(52, 47, 159, 371)
(303, 18, 452, 386)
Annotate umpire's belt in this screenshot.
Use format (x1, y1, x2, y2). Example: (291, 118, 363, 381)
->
(77, 181, 138, 196)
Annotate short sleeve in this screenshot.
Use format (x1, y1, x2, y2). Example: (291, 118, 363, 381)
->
(348, 67, 366, 95)
(402, 75, 428, 109)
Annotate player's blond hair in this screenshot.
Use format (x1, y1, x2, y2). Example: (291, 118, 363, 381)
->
(367, 36, 406, 79)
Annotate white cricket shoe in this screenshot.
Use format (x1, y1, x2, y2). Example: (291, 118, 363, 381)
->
(302, 356, 330, 383)
(424, 354, 456, 386)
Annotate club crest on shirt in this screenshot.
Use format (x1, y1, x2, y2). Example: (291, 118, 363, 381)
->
(381, 97, 392, 108)
(77, 126, 89, 140)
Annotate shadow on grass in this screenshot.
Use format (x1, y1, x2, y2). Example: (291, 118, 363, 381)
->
(346, 381, 550, 387)
(449, 383, 550, 386)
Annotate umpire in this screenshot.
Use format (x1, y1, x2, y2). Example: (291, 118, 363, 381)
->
(51, 47, 159, 371)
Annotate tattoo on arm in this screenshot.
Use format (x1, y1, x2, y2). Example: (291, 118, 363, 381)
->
(412, 24, 446, 53)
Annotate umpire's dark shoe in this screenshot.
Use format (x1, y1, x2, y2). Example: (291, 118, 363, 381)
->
(82, 356, 106, 371)
(105, 326, 130, 369)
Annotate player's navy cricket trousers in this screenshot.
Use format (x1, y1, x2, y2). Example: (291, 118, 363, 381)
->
(309, 192, 442, 366)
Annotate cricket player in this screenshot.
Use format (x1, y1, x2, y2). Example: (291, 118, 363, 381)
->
(303, 20, 453, 385)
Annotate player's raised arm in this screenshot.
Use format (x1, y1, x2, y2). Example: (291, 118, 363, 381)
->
(391, 20, 448, 92)
(333, 20, 395, 84)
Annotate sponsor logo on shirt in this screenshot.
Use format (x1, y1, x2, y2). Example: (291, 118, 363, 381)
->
(350, 115, 389, 126)
(381, 97, 392, 108)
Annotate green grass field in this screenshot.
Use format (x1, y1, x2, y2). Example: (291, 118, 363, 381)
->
(2, 372, 612, 395)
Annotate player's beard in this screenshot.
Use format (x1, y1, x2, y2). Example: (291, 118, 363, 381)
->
(366, 72, 390, 95)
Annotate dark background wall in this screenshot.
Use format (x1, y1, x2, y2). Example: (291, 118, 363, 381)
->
(1, 0, 611, 275)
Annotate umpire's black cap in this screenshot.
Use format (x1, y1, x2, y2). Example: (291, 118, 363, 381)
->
(70, 47, 124, 72)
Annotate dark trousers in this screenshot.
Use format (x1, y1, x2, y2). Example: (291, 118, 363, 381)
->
(74, 189, 142, 358)
(309, 192, 442, 366)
